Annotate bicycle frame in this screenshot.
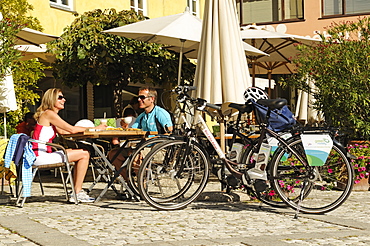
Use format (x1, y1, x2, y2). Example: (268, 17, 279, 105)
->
(190, 109, 248, 180)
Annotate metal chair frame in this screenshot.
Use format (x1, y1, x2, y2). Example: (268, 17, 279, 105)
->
(15, 140, 77, 207)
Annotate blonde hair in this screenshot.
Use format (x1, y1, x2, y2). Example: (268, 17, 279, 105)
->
(34, 88, 62, 121)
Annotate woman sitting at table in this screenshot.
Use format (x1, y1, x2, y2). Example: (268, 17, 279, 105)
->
(32, 88, 107, 203)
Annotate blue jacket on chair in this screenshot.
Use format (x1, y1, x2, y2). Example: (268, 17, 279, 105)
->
(5, 134, 36, 197)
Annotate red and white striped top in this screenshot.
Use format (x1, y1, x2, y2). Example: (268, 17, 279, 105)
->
(31, 123, 57, 156)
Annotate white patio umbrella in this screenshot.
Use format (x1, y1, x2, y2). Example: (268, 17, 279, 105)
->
(194, 0, 251, 152)
(14, 44, 56, 62)
(194, 0, 250, 106)
(103, 8, 266, 85)
(15, 27, 59, 46)
(241, 25, 320, 96)
(167, 39, 268, 59)
(104, 8, 201, 85)
(295, 78, 324, 125)
(0, 72, 18, 138)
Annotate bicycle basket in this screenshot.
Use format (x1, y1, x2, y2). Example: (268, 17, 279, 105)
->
(252, 100, 296, 132)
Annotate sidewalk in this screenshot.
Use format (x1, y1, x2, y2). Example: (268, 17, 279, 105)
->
(1, 173, 370, 246)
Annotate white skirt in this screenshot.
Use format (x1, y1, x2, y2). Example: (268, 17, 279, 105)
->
(33, 150, 66, 166)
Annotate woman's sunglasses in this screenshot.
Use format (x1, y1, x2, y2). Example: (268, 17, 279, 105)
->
(58, 95, 66, 100)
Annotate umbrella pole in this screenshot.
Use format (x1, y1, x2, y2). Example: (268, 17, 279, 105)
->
(177, 39, 186, 86)
(220, 119, 226, 153)
(268, 69, 272, 98)
(252, 60, 256, 87)
(3, 113, 6, 139)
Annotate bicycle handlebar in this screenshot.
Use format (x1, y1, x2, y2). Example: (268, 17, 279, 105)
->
(172, 86, 221, 111)
(206, 103, 221, 111)
(172, 86, 197, 94)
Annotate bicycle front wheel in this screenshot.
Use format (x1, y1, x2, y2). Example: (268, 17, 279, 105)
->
(270, 138, 354, 214)
(127, 137, 169, 196)
(137, 139, 210, 210)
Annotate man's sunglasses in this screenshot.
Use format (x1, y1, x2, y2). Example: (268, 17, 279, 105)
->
(138, 95, 152, 100)
(58, 95, 66, 100)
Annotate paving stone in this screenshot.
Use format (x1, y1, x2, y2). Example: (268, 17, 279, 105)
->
(0, 177, 370, 245)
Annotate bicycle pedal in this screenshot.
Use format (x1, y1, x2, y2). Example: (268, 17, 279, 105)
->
(226, 175, 240, 188)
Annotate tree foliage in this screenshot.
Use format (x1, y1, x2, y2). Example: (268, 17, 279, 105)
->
(282, 17, 370, 139)
(0, 0, 44, 135)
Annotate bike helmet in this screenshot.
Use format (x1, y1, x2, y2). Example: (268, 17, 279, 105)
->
(243, 87, 269, 102)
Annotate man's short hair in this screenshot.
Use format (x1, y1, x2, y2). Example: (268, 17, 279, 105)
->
(139, 86, 157, 104)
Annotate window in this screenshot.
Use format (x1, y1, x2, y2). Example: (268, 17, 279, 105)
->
(187, 0, 200, 17)
(323, 0, 370, 16)
(50, 0, 74, 11)
(131, 0, 147, 16)
(236, 0, 303, 25)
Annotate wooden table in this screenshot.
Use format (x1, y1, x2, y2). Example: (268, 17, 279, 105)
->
(62, 129, 151, 202)
(64, 129, 149, 140)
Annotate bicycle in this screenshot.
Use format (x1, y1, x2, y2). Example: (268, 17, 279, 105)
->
(229, 99, 355, 214)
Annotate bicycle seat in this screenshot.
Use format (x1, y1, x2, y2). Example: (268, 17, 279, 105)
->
(257, 99, 287, 110)
(228, 103, 253, 113)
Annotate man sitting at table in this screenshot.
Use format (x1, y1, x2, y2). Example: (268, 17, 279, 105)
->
(108, 86, 173, 178)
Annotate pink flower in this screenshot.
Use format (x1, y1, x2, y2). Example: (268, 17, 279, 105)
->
(328, 169, 333, 173)
(355, 180, 360, 184)
(360, 173, 365, 178)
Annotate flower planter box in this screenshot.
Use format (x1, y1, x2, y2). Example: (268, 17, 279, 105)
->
(347, 141, 370, 191)
(353, 177, 369, 191)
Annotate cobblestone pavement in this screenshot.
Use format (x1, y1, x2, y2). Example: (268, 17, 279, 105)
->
(0, 173, 370, 246)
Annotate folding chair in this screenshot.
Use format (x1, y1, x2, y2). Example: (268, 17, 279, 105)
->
(60, 138, 109, 181)
(14, 139, 77, 207)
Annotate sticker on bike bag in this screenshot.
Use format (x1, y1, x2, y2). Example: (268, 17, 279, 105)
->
(301, 134, 333, 166)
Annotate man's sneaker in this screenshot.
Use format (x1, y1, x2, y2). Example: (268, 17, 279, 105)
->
(69, 190, 95, 203)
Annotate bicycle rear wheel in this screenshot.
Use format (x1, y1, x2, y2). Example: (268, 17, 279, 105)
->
(270, 138, 354, 214)
(137, 139, 210, 210)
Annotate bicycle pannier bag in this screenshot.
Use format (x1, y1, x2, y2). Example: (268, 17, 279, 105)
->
(252, 100, 296, 132)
